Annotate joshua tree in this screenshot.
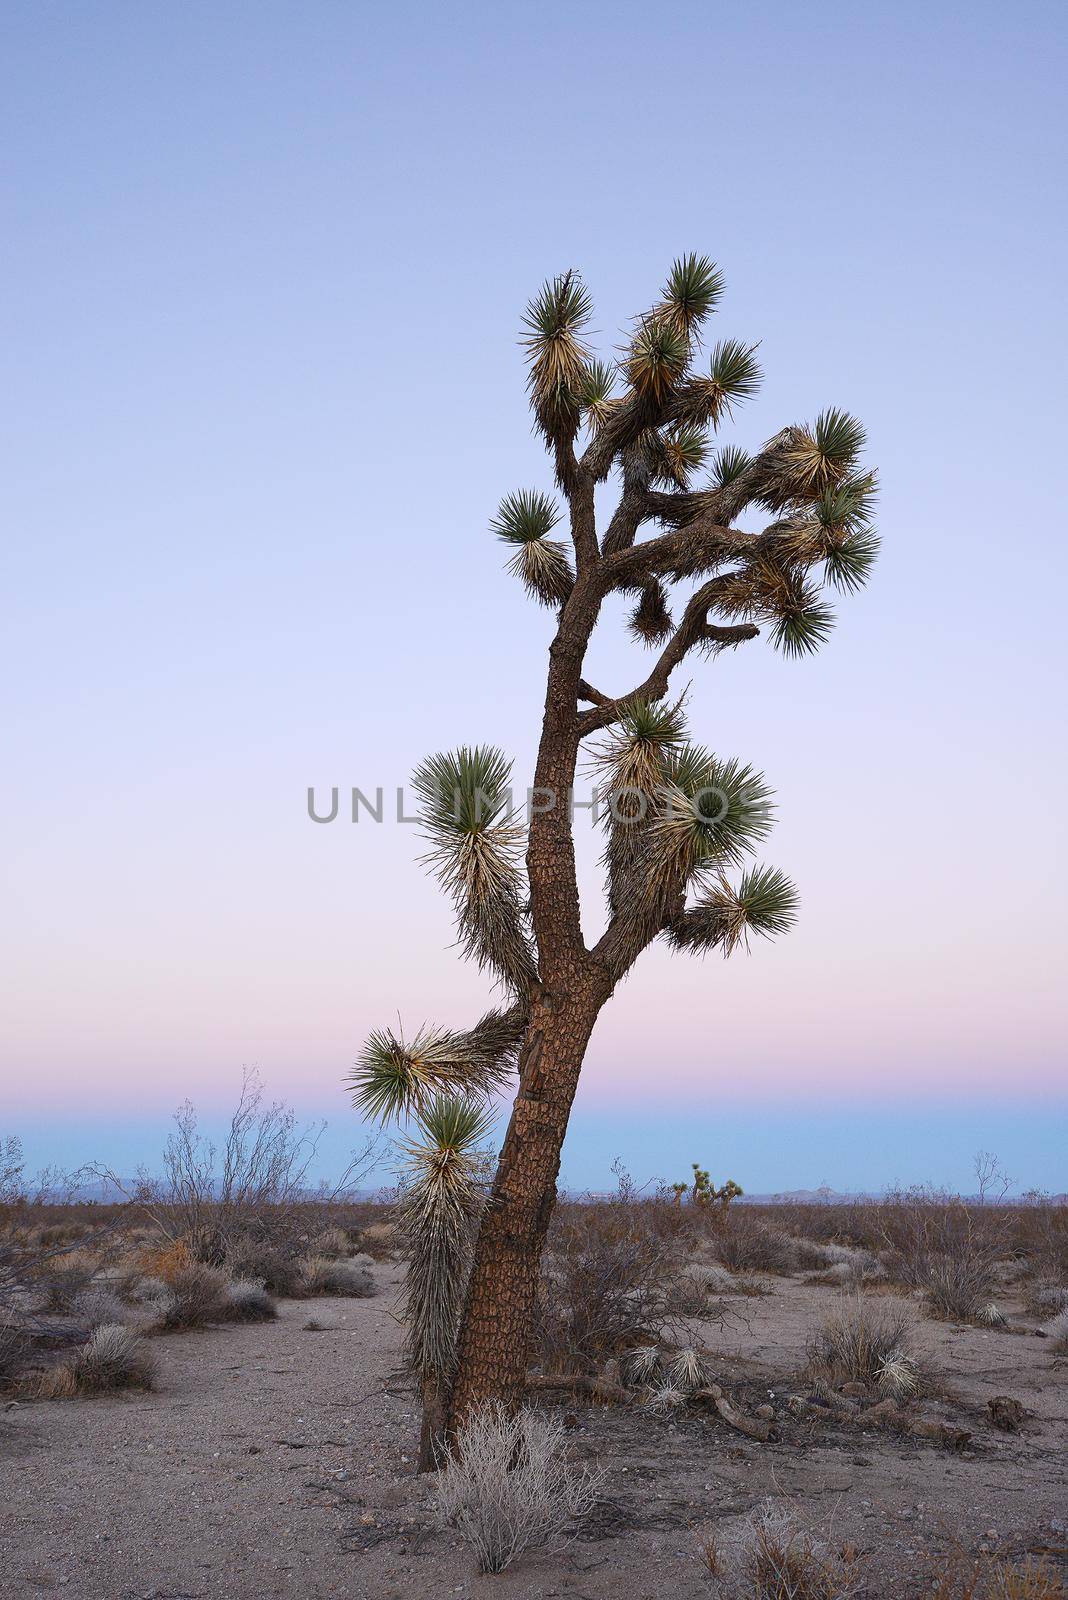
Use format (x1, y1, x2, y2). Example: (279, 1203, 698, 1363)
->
(349, 256, 878, 1452)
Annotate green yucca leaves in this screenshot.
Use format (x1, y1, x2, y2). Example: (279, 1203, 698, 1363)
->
(733, 863, 799, 939)
(669, 864, 799, 957)
(626, 317, 690, 403)
(712, 444, 752, 487)
(521, 271, 593, 433)
(662, 746, 775, 869)
(412, 746, 513, 836)
(349, 1027, 478, 1123)
(814, 407, 866, 476)
(591, 698, 689, 801)
(490, 489, 560, 545)
(411, 747, 537, 993)
(780, 409, 866, 496)
(491, 491, 574, 606)
(769, 598, 836, 658)
(349, 1005, 523, 1125)
(822, 526, 880, 594)
(708, 339, 761, 407)
(814, 472, 878, 535)
(577, 359, 618, 428)
(398, 1092, 494, 1385)
(507, 536, 574, 607)
(661, 254, 725, 332)
(648, 424, 710, 488)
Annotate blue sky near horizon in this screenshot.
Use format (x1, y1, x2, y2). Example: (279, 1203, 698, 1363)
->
(2, 0, 1066, 1193)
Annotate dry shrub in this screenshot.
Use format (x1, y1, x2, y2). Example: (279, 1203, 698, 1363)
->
(40, 1324, 156, 1398)
(301, 1257, 376, 1297)
(1024, 1284, 1068, 1318)
(36, 1248, 100, 1312)
(702, 1506, 862, 1599)
(436, 1402, 599, 1574)
(224, 1239, 307, 1298)
(807, 1298, 915, 1392)
(925, 1553, 1066, 1599)
(876, 1190, 1002, 1321)
(312, 1226, 351, 1258)
(1045, 1308, 1068, 1352)
(72, 1286, 127, 1331)
(139, 1238, 194, 1283)
(224, 1278, 277, 1321)
(714, 1214, 793, 1274)
(152, 1263, 231, 1330)
(359, 1222, 397, 1260)
(0, 1319, 36, 1389)
(926, 1253, 1000, 1322)
(535, 1190, 690, 1374)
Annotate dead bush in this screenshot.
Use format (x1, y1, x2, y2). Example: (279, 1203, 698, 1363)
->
(1024, 1283, 1068, 1318)
(224, 1239, 307, 1299)
(1045, 1308, 1068, 1352)
(876, 1190, 1001, 1320)
(0, 1319, 38, 1390)
(72, 1287, 127, 1331)
(535, 1187, 692, 1374)
(301, 1257, 376, 1297)
(224, 1277, 277, 1321)
(436, 1401, 600, 1573)
(714, 1214, 793, 1274)
(152, 1263, 231, 1330)
(359, 1222, 398, 1260)
(807, 1298, 915, 1394)
(312, 1226, 351, 1258)
(701, 1505, 863, 1598)
(92, 1071, 380, 1268)
(40, 1324, 156, 1398)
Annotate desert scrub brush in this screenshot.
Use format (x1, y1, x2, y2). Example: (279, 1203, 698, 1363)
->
(667, 1347, 709, 1392)
(624, 1345, 662, 1387)
(40, 1324, 156, 1398)
(876, 1348, 918, 1400)
(975, 1302, 1008, 1328)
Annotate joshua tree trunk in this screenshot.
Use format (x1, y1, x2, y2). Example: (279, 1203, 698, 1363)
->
(446, 970, 610, 1430)
(445, 565, 611, 1431)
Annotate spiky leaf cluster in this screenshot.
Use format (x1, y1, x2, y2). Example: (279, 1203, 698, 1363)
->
(490, 490, 574, 608)
(398, 1094, 494, 1382)
(348, 1009, 522, 1124)
(521, 270, 592, 441)
(669, 865, 799, 957)
(411, 747, 537, 994)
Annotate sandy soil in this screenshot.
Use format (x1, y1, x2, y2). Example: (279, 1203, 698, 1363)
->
(1, 1264, 1065, 1599)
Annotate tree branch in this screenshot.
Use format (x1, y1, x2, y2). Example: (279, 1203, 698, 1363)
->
(575, 578, 759, 738)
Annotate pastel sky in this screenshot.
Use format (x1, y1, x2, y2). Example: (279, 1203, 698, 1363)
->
(2, 0, 1065, 1194)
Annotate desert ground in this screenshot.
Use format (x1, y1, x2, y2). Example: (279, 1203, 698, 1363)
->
(2, 1232, 1066, 1600)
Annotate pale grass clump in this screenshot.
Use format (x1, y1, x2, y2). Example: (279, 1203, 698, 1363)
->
(436, 1401, 600, 1573)
(300, 1256, 375, 1297)
(1045, 1308, 1068, 1352)
(975, 1303, 1008, 1328)
(876, 1348, 918, 1400)
(151, 1263, 231, 1330)
(40, 1324, 156, 1398)
(700, 1506, 863, 1598)
(807, 1298, 915, 1389)
(224, 1278, 277, 1321)
(72, 1287, 128, 1331)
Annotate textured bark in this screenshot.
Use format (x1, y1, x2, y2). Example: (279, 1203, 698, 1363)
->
(446, 967, 611, 1433)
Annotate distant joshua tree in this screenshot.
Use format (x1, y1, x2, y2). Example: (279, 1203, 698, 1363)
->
(348, 257, 878, 1457)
